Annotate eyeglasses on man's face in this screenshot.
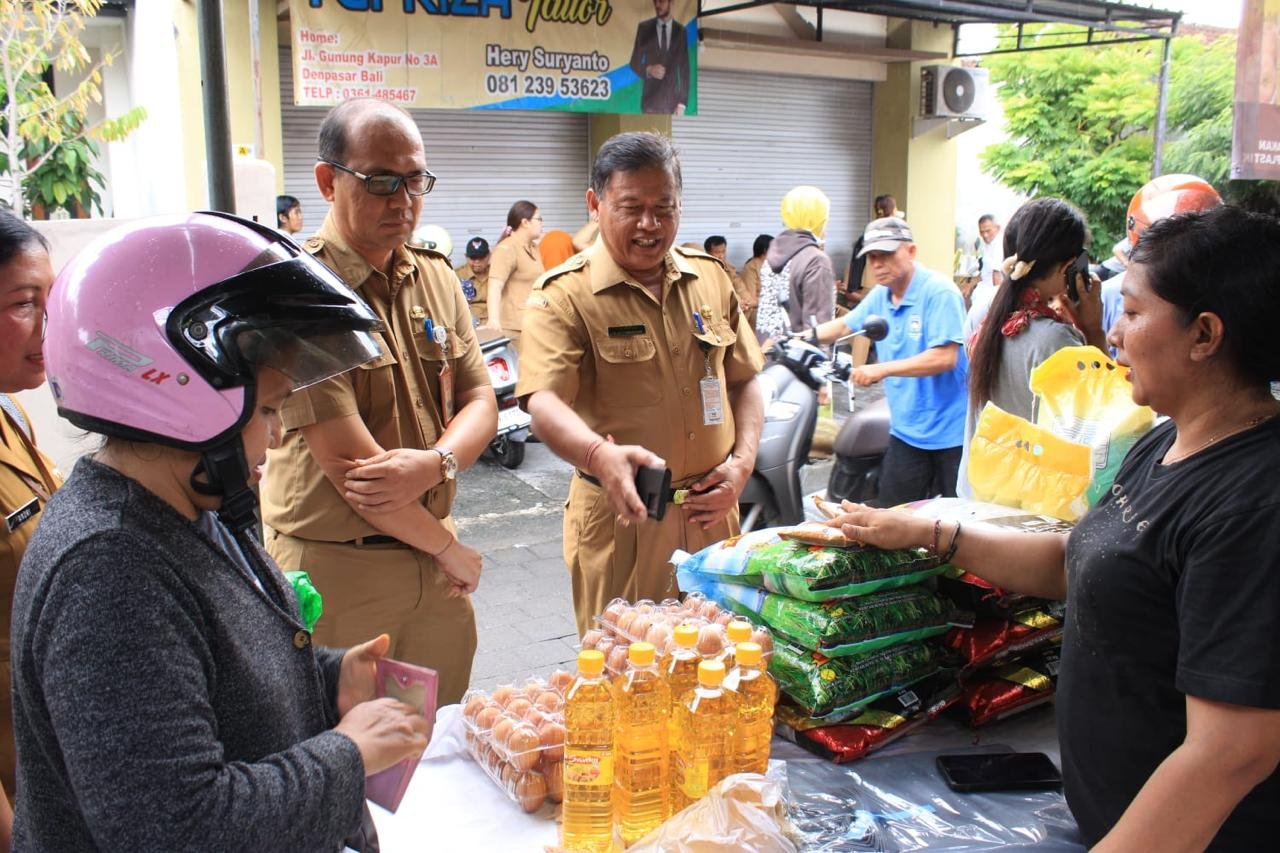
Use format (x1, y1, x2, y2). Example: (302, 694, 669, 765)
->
(320, 159, 437, 196)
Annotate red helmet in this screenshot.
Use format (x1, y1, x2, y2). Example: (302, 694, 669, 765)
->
(1126, 174, 1221, 247)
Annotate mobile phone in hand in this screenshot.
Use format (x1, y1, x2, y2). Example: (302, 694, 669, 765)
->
(936, 751, 1062, 792)
(1065, 250, 1090, 302)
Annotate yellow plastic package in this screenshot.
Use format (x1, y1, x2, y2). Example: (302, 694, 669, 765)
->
(1028, 346, 1155, 505)
(968, 403, 1092, 522)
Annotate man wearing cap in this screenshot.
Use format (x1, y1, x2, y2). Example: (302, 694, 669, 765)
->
(456, 237, 492, 326)
(517, 131, 764, 635)
(811, 217, 967, 505)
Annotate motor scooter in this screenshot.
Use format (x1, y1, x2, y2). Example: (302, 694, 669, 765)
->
(738, 317, 888, 531)
(477, 328, 531, 469)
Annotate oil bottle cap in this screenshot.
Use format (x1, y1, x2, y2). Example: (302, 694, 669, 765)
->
(673, 623, 699, 648)
(577, 649, 604, 676)
(697, 659, 726, 687)
(628, 642, 656, 666)
(726, 620, 753, 644)
(735, 642, 763, 666)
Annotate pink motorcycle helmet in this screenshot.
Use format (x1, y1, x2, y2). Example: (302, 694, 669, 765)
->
(45, 211, 382, 528)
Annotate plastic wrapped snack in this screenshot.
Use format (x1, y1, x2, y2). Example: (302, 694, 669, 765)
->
(767, 639, 940, 720)
(460, 676, 569, 812)
(967, 403, 1092, 522)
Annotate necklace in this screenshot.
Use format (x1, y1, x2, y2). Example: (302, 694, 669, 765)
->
(1163, 409, 1280, 465)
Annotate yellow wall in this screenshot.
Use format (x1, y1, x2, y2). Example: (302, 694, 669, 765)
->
(587, 114, 673, 169)
(871, 19, 958, 276)
(174, 0, 285, 209)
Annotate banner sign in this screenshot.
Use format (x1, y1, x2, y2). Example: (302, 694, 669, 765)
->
(1231, 0, 1280, 179)
(290, 0, 698, 115)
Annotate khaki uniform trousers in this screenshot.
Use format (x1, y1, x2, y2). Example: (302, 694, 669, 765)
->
(266, 531, 477, 705)
(562, 474, 739, 637)
(501, 328, 522, 355)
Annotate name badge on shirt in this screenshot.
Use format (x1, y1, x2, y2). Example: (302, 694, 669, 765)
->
(608, 325, 646, 337)
(6, 498, 39, 533)
(699, 377, 724, 426)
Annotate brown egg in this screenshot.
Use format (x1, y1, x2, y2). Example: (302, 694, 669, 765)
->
(751, 627, 774, 656)
(697, 623, 725, 657)
(539, 721, 566, 761)
(487, 748, 503, 775)
(535, 691, 563, 713)
(544, 760, 564, 802)
(629, 615, 653, 642)
(699, 600, 721, 620)
(522, 682, 544, 701)
(492, 717, 517, 750)
(516, 770, 548, 813)
(635, 600, 656, 613)
(581, 628, 604, 649)
(508, 726, 541, 770)
(602, 600, 627, 625)
(504, 697, 532, 718)
(501, 761, 519, 792)
(617, 609, 639, 637)
(492, 685, 516, 708)
(607, 644, 630, 674)
(549, 669, 574, 692)
(523, 707, 547, 728)
(475, 706, 502, 731)
(463, 695, 485, 721)
(715, 611, 735, 627)
(596, 637, 615, 658)
(645, 622, 673, 652)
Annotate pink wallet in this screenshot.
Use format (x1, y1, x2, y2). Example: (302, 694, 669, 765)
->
(364, 657, 438, 812)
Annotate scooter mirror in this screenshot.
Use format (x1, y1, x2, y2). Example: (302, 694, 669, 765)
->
(862, 315, 889, 342)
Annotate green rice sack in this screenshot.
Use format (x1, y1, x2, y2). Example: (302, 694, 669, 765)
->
(754, 541, 946, 601)
(760, 586, 955, 655)
(768, 638, 940, 719)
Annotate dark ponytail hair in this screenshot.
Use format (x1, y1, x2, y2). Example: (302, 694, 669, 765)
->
(969, 197, 1088, 409)
(507, 200, 538, 231)
(0, 207, 49, 268)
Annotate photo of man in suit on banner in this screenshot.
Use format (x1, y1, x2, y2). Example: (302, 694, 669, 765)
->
(629, 0, 691, 114)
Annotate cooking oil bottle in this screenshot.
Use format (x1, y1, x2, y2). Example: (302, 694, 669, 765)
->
(672, 659, 737, 812)
(562, 649, 615, 853)
(722, 620, 754, 687)
(613, 642, 671, 844)
(730, 642, 778, 774)
(665, 623, 701, 707)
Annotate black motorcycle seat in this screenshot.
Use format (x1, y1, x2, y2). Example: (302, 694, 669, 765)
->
(832, 396, 891, 458)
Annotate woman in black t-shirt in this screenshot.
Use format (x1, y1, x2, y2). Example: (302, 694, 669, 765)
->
(828, 204, 1280, 850)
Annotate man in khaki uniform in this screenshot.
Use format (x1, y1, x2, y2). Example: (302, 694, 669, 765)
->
(262, 98, 497, 704)
(455, 236, 491, 326)
(518, 132, 765, 635)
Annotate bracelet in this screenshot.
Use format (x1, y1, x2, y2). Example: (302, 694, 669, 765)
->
(430, 535, 457, 559)
(929, 519, 943, 558)
(583, 438, 604, 474)
(939, 522, 962, 564)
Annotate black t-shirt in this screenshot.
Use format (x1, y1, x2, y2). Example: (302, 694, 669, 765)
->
(1061, 415, 1280, 848)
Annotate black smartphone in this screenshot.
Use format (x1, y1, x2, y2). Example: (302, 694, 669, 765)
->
(633, 465, 672, 522)
(936, 752, 1063, 792)
(1065, 250, 1090, 302)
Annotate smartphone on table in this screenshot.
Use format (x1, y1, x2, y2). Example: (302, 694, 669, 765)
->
(936, 751, 1063, 793)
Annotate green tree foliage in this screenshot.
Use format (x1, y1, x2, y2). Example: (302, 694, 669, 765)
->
(0, 0, 146, 216)
(981, 25, 1275, 248)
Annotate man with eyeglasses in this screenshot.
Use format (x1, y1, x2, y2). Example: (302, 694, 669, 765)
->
(261, 98, 497, 705)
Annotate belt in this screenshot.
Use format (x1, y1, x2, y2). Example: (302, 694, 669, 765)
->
(576, 470, 690, 505)
(346, 534, 409, 548)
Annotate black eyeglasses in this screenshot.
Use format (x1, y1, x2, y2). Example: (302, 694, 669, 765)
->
(320, 160, 436, 196)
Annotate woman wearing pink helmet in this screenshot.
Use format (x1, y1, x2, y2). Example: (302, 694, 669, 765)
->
(11, 212, 427, 850)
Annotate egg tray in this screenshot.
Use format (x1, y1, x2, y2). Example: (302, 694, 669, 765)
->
(460, 677, 569, 812)
(466, 736, 559, 814)
(586, 595, 774, 673)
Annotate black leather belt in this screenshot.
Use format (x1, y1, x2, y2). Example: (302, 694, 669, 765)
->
(347, 534, 407, 547)
(576, 470, 691, 505)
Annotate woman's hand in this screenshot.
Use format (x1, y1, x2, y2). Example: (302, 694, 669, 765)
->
(336, 697, 431, 776)
(434, 537, 482, 596)
(337, 633, 391, 717)
(344, 449, 440, 513)
(828, 500, 931, 552)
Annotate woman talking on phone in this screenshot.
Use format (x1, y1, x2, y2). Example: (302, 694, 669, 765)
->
(830, 205, 1280, 850)
(11, 213, 429, 850)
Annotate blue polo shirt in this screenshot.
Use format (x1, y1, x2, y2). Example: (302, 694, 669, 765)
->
(843, 264, 968, 449)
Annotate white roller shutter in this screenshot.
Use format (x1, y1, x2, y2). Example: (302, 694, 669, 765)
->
(279, 45, 589, 254)
(672, 69, 872, 276)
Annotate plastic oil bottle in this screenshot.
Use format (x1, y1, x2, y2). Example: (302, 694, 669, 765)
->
(562, 649, 615, 853)
(613, 642, 671, 844)
(722, 620, 754, 687)
(730, 641, 778, 775)
(672, 659, 737, 812)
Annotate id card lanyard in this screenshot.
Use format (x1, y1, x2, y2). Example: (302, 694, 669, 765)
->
(423, 318, 456, 425)
(692, 311, 724, 426)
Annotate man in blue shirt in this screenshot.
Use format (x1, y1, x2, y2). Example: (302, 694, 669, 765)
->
(811, 218, 968, 505)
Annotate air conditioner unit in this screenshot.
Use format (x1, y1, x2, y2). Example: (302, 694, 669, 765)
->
(920, 65, 988, 120)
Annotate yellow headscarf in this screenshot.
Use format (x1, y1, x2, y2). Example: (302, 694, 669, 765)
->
(780, 185, 830, 236)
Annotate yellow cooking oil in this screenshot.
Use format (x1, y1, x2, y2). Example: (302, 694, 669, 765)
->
(730, 642, 778, 774)
(612, 642, 671, 844)
(722, 620, 754, 687)
(672, 660, 737, 812)
(562, 649, 615, 853)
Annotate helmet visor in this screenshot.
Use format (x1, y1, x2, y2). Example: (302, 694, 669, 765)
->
(233, 324, 381, 390)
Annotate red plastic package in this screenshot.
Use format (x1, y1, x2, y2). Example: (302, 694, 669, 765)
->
(943, 604, 1064, 671)
(958, 647, 1059, 728)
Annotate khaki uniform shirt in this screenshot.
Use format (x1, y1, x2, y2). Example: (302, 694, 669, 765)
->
(455, 260, 490, 325)
(517, 241, 763, 481)
(740, 256, 763, 304)
(489, 238, 544, 333)
(261, 215, 491, 542)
